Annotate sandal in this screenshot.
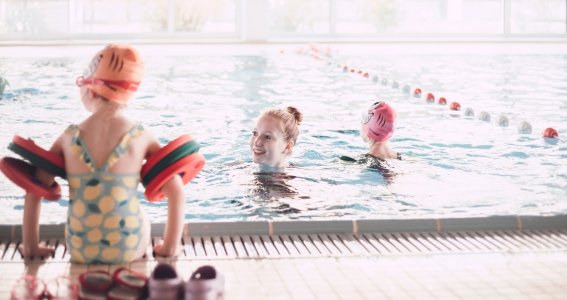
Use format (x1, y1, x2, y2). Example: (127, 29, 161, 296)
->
(148, 263, 183, 300)
(44, 276, 79, 299)
(10, 275, 45, 300)
(78, 271, 113, 300)
(79, 268, 148, 300)
(185, 265, 225, 300)
(11, 275, 78, 300)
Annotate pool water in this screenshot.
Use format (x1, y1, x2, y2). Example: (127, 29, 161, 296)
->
(0, 45, 566, 223)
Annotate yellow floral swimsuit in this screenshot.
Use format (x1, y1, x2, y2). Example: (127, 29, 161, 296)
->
(65, 124, 146, 264)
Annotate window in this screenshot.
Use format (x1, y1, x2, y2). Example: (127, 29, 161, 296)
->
(173, 0, 236, 33)
(313, 0, 503, 35)
(0, 0, 69, 34)
(335, 0, 400, 34)
(70, 0, 161, 33)
(0, 0, 238, 37)
(0, 0, 565, 40)
(510, 0, 566, 34)
(269, 0, 330, 35)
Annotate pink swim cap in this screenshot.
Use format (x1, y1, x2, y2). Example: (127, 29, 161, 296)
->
(361, 101, 396, 142)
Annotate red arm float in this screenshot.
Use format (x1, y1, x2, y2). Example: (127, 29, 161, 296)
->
(0, 157, 62, 200)
(141, 134, 205, 202)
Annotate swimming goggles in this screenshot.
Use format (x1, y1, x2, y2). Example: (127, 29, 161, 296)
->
(75, 76, 140, 92)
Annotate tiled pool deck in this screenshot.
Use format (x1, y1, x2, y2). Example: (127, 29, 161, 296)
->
(1, 216, 566, 299)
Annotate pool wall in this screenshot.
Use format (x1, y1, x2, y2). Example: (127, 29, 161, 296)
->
(0, 215, 566, 239)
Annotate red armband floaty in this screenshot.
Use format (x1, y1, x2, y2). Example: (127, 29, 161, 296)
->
(0, 158, 62, 200)
(9, 136, 66, 178)
(0, 136, 65, 200)
(141, 134, 205, 202)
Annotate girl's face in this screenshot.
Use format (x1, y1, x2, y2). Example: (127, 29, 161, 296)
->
(250, 114, 292, 168)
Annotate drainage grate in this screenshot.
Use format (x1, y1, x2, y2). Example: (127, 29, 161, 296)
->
(1, 229, 566, 261)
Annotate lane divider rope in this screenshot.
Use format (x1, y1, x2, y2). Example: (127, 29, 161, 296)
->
(295, 44, 561, 141)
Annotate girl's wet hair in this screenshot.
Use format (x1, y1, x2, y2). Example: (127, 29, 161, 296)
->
(263, 106, 303, 144)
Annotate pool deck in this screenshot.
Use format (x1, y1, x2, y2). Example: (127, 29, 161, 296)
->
(1, 215, 567, 299)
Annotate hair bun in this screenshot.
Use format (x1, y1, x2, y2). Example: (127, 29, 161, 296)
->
(286, 106, 303, 124)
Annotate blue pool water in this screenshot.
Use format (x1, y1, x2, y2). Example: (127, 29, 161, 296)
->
(0, 45, 566, 223)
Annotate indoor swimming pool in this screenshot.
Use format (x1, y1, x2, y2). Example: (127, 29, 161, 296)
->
(0, 44, 565, 223)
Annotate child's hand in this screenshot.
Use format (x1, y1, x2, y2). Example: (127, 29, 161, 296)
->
(18, 243, 55, 259)
(153, 239, 182, 258)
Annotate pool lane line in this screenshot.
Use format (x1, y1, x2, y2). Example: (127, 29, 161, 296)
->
(300, 44, 560, 141)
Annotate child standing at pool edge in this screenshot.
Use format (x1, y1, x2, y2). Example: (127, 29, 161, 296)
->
(250, 106, 303, 172)
(21, 44, 185, 263)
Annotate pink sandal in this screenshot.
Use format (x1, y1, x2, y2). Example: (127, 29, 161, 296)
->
(11, 275, 78, 300)
(78, 270, 113, 300)
(10, 275, 45, 300)
(79, 268, 147, 300)
(44, 276, 79, 299)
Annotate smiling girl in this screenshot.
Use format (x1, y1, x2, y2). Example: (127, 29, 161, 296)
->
(250, 106, 303, 172)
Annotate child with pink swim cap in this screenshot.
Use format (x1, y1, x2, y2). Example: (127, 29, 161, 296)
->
(341, 101, 402, 170)
(361, 101, 400, 159)
(20, 44, 185, 263)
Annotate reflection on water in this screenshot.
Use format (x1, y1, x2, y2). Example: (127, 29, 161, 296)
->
(239, 171, 310, 215)
(340, 154, 401, 184)
(250, 172, 301, 199)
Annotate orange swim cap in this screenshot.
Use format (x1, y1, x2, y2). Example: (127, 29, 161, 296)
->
(82, 44, 144, 104)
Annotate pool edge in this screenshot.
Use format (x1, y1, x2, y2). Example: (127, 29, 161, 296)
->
(1, 215, 566, 240)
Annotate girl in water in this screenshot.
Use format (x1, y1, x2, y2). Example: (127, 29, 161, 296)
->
(341, 101, 402, 181)
(250, 106, 303, 172)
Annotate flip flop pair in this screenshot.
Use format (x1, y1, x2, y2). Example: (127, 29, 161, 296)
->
(148, 263, 224, 300)
(78, 268, 147, 300)
(185, 265, 225, 300)
(10, 275, 78, 300)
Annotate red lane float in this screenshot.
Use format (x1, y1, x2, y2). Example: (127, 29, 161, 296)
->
(438, 97, 447, 105)
(413, 88, 422, 98)
(543, 127, 559, 138)
(450, 102, 461, 111)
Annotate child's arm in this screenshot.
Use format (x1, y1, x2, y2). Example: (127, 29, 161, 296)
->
(153, 175, 185, 257)
(20, 169, 56, 258)
(20, 137, 64, 258)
